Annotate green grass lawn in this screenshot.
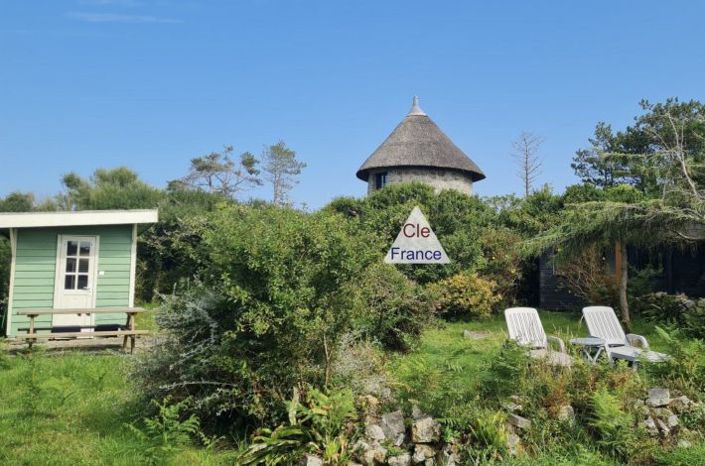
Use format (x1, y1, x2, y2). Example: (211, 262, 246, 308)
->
(0, 346, 232, 465)
(388, 311, 668, 416)
(0, 311, 693, 465)
(0, 309, 234, 465)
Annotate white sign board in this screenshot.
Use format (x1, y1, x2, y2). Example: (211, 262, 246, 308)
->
(384, 206, 450, 264)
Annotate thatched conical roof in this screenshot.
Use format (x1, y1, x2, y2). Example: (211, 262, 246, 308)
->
(356, 97, 485, 182)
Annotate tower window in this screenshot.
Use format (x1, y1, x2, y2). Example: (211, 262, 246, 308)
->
(375, 172, 388, 190)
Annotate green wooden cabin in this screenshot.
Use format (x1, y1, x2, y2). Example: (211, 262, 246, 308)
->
(0, 210, 158, 337)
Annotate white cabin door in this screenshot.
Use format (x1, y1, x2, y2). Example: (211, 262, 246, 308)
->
(53, 236, 98, 329)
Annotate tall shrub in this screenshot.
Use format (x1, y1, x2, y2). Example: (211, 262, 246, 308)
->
(350, 263, 436, 351)
(429, 272, 501, 320)
(135, 205, 375, 430)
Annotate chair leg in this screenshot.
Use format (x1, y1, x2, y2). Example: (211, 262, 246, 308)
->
(122, 336, 128, 351)
(130, 336, 136, 354)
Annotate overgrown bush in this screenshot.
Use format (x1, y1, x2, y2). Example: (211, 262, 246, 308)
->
(326, 183, 499, 285)
(627, 265, 661, 300)
(137, 189, 237, 301)
(635, 292, 705, 338)
(635, 292, 694, 325)
(477, 227, 524, 306)
(350, 263, 436, 351)
(429, 272, 501, 320)
(682, 300, 705, 339)
(330, 333, 391, 401)
(134, 205, 375, 431)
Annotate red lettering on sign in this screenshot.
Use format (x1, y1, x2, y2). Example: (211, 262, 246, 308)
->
(403, 223, 432, 238)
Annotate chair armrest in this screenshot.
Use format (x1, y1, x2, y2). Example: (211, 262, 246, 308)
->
(626, 333, 649, 349)
(547, 335, 567, 353)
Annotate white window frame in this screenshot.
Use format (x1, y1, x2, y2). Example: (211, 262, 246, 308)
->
(53, 234, 100, 310)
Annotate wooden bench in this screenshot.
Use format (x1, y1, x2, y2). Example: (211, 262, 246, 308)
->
(16, 307, 149, 352)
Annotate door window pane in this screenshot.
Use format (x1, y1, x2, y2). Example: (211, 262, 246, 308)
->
(63, 239, 93, 292)
(66, 258, 77, 273)
(64, 275, 76, 290)
(77, 275, 89, 290)
(78, 259, 89, 273)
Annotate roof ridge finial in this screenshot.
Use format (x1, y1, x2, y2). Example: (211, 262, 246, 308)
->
(408, 96, 426, 116)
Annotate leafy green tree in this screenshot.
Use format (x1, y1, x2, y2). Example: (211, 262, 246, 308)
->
(60, 167, 162, 210)
(262, 141, 306, 206)
(562, 183, 606, 204)
(0, 192, 35, 212)
(137, 188, 233, 301)
(573, 99, 705, 197)
(572, 122, 633, 188)
(322, 196, 366, 219)
(537, 99, 705, 326)
(170, 146, 261, 198)
(498, 185, 564, 237)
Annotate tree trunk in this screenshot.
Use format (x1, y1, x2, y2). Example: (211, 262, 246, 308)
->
(617, 240, 630, 329)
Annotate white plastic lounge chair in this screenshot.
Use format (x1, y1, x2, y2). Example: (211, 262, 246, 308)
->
(582, 306, 668, 366)
(504, 307, 571, 367)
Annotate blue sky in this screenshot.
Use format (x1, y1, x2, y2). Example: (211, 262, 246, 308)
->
(2, 1, 704, 209)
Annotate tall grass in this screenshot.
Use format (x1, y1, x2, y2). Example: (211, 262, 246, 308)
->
(0, 349, 229, 465)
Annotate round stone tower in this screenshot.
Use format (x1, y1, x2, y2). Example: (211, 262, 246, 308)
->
(356, 97, 485, 195)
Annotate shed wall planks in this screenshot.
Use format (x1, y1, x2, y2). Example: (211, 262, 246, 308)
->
(9, 225, 133, 335)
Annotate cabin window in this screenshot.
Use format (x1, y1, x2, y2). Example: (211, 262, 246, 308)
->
(63, 240, 92, 290)
(375, 172, 388, 190)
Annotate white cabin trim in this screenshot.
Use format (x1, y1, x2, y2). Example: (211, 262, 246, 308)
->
(128, 224, 137, 308)
(0, 209, 158, 229)
(5, 228, 17, 336)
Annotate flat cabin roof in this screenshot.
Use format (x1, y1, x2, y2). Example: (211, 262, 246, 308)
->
(0, 209, 158, 229)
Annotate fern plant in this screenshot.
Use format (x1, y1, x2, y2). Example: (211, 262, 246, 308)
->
(235, 386, 358, 465)
(468, 409, 508, 452)
(127, 396, 205, 461)
(587, 387, 635, 460)
(643, 326, 705, 398)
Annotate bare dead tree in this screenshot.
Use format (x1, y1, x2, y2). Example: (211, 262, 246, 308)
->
(511, 132, 544, 197)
